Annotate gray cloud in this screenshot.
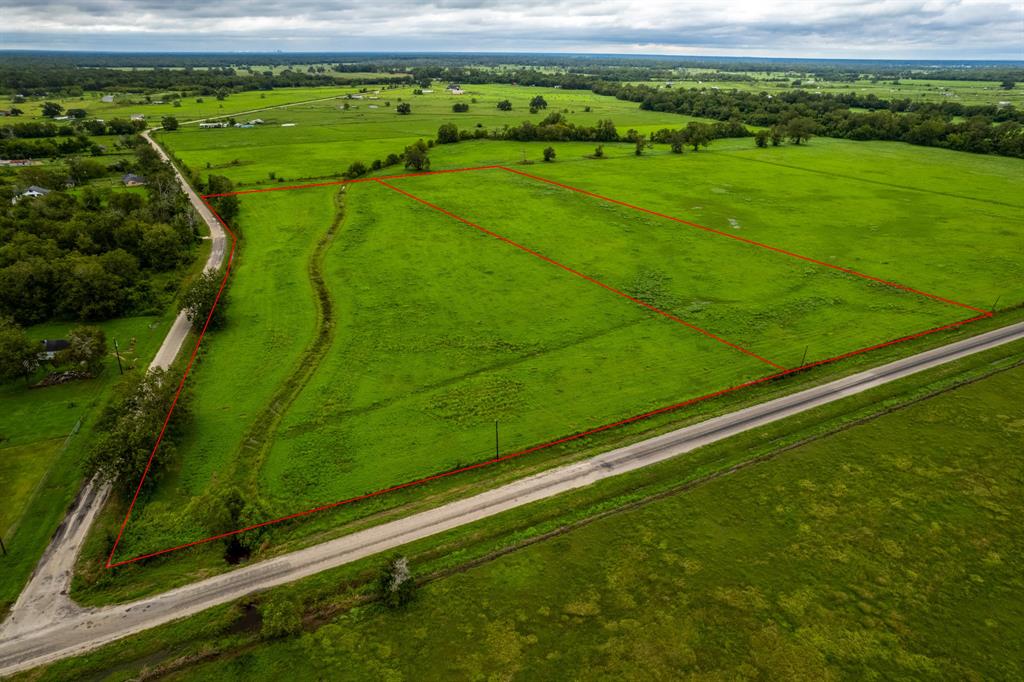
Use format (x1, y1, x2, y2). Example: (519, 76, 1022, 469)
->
(1, 0, 1022, 58)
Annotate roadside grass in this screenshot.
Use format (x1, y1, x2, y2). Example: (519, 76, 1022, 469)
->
(174, 359, 1024, 681)
(31, 338, 1024, 681)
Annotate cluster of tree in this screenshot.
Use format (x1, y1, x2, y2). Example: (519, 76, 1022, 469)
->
(0, 116, 147, 160)
(0, 147, 199, 325)
(85, 367, 190, 495)
(343, 139, 432, 180)
(592, 82, 1024, 157)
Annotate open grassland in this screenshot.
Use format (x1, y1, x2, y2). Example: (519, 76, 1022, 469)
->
(156, 84, 708, 185)
(164, 360, 1024, 681)
(386, 167, 971, 367)
(423, 138, 1024, 309)
(103, 136, 1023, 563)
(111, 180, 772, 558)
(0, 86, 364, 124)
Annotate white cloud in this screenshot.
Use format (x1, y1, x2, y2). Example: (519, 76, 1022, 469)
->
(0, 0, 1021, 58)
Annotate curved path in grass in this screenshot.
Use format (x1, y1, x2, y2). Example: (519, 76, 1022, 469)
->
(1, 319, 1021, 676)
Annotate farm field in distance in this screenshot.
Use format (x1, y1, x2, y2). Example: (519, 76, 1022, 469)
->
(95, 109, 1024, 566)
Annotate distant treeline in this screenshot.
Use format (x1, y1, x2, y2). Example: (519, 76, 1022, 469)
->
(593, 82, 1024, 157)
(3, 51, 1022, 82)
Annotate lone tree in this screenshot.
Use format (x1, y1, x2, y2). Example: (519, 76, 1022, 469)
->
(59, 326, 107, 374)
(530, 95, 548, 110)
(378, 555, 416, 608)
(403, 140, 430, 171)
(161, 116, 179, 131)
(0, 319, 38, 384)
(543, 146, 556, 162)
(787, 117, 817, 145)
(593, 144, 605, 158)
(396, 102, 412, 115)
(182, 270, 227, 333)
(496, 99, 512, 111)
(436, 122, 459, 144)
(754, 129, 769, 148)
(682, 122, 713, 151)
(452, 102, 469, 113)
(41, 102, 64, 118)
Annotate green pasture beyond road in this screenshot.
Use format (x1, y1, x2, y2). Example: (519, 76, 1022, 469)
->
(91, 110, 1024, 568)
(165, 354, 1024, 681)
(156, 83, 709, 185)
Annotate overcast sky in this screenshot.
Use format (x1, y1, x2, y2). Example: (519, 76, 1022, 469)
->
(1, 0, 1022, 60)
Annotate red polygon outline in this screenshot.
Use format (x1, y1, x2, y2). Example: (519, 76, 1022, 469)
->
(105, 165, 992, 568)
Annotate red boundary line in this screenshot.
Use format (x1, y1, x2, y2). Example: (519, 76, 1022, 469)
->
(105, 165, 994, 568)
(375, 178, 785, 370)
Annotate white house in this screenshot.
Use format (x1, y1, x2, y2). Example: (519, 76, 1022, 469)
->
(12, 186, 50, 204)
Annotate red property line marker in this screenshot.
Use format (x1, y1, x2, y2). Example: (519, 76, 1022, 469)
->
(375, 178, 786, 370)
(106, 165, 994, 568)
(106, 197, 239, 569)
(499, 165, 990, 316)
(106, 310, 987, 568)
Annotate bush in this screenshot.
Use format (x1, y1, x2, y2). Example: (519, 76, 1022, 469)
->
(261, 594, 303, 638)
(378, 555, 416, 608)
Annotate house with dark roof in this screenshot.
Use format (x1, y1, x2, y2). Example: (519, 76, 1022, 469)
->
(40, 339, 69, 360)
(122, 173, 146, 187)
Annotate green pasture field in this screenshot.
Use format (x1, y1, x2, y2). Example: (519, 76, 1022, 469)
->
(104, 133, 1023, 562)
(631, 76, 1024, 107)
(0, 85, 364, 125)
(162, 358, 1024, 681)
(155, 83, 709, 186)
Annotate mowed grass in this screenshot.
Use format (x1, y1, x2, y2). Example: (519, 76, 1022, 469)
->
(158, 84, 709, 185)
(169, 361, 1024, 681)
(386, 167, 970, 367)
(113, 189, 335, 555)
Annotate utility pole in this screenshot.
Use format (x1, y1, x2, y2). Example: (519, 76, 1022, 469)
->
(1, 537, 7, 557)
(991, 294, 1001, 314)
(113, 339, 124, 375)
(495, 420, 500, 460)
(800, 345, 809, 367)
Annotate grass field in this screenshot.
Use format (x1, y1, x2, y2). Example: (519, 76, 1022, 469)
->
(156, 84, 709, 186)
(161, 349, 1024, 680)
(101, 128, 1024, 564)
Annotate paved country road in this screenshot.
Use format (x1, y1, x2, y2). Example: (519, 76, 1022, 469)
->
(1, 317, 1020, 677)
(0, 129, 227, 664)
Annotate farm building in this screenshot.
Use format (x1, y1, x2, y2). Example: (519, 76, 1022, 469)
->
(122, 173, 146, 187)
(199, 121, 230, 128)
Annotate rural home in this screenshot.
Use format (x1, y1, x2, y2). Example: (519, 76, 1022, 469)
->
(39, 339, 69, 360)
(446, 83, 464, 94)
(122, 173, 146, 187)
(12, 185, 50, 204)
